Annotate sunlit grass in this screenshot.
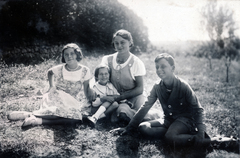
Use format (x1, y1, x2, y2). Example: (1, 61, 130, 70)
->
(0, 50, 239, 157)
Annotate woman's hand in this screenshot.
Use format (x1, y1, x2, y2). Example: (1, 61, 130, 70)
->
(101, 96, 115, 103)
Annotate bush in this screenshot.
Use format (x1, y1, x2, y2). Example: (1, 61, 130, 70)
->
(0, 0, 149, 65)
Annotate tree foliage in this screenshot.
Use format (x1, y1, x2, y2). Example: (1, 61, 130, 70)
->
(196, 0, 240, 82)
(199, 0, 239, 60)
(0, 0, 149, 64)
(201, 0, 235, 41)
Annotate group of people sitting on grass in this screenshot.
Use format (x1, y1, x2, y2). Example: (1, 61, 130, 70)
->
(8, 29, 238, 153)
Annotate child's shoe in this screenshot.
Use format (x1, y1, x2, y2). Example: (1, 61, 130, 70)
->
(22, 115, 42, 127)
(87, 116, 97, 127)
(7, 111, 32, 121)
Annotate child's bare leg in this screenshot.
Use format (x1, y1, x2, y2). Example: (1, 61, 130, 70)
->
(22, 115, 80, 127)
(138, 120, 167, 139)
(42, 118, 80, 125)
(105, 101, 119, 116)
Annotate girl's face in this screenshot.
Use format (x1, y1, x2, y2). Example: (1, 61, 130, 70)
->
(155, 58, 174, 80)
(98, 68, 110, 85)
(113, 36, 131, 54)
(63, 48, 77, 64)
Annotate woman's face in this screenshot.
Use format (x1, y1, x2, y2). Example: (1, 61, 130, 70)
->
(98, 68, 110, 85)
(63, 48, 77, 64)
(113, 36, 131, 54)
(155, 58, 174, 80)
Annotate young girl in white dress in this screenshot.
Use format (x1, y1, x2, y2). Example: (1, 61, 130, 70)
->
(8, 43, 92, 128)
(87, 64, 120, 126)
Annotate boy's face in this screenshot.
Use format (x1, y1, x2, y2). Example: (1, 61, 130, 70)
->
(155, 58, 174, 80)
(98, 68, 110, 85)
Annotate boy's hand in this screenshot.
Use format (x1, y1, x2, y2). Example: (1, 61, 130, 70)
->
(110, 127, 128, 136)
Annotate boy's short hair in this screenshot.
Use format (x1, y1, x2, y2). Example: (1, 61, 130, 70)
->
(112, 29, 134, 49)
(61, 43, 83, 63)
(155, 53, 175, 66)
(94, 64, 111, 81)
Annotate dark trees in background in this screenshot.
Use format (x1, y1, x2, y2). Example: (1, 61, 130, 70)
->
(0, 0, 149, 65)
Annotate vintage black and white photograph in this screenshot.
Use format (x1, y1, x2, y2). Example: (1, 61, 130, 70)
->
(0, 0, 239, 157)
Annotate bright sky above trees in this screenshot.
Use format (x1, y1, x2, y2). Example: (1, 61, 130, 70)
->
(118, 0, 240, 42)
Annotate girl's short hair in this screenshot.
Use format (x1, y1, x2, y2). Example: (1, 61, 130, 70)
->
(61, 43, 83, 63)
(94, 64, 111, 81)
(112, 29, 134, 49)
(155, 53, 175, 66)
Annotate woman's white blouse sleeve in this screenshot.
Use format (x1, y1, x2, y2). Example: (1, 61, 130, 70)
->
(131, 57, 146, 77)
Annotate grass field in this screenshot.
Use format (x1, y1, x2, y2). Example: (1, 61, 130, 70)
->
(0, 50, 239, 157)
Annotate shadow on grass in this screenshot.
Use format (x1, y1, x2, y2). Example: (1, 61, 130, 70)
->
(50, 125, 79, 144)
(0, 150, 30, 158)
(114, 134, 211, 158)
(116, 135, 140, 158)
(160, 146, 209, 158)
(40, 124, 81, 157)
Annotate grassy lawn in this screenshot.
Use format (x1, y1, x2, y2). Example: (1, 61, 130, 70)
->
(0, 50, 239, 157)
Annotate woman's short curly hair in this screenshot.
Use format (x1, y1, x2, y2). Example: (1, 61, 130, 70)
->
(61, 43, 83, 63)
(111, 29, 134, 49)
(154, 53, 175, 66)
(94, 64, 111, 81)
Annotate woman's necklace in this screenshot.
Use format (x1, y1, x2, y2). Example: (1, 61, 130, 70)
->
(66, 64, 79, 71)
(116, 58, 126, 64)
(116, 53, 130, 64)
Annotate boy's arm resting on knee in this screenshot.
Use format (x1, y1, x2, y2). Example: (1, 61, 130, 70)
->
(127, 104, 151, 130)
(127, 86, 158, 130)
(112, 85, 158, 136)
(126, 84, 158, 132)
(111, 104, 154, 136)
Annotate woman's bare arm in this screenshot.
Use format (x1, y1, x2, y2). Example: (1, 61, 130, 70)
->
(114, 76, 144, 102)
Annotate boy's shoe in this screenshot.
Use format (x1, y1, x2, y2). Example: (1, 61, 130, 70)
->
(211, 136, 239, 153)
(7, 111, 32, 121)
(87, 116, 97, 127)
(22, 115, 41, 127)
